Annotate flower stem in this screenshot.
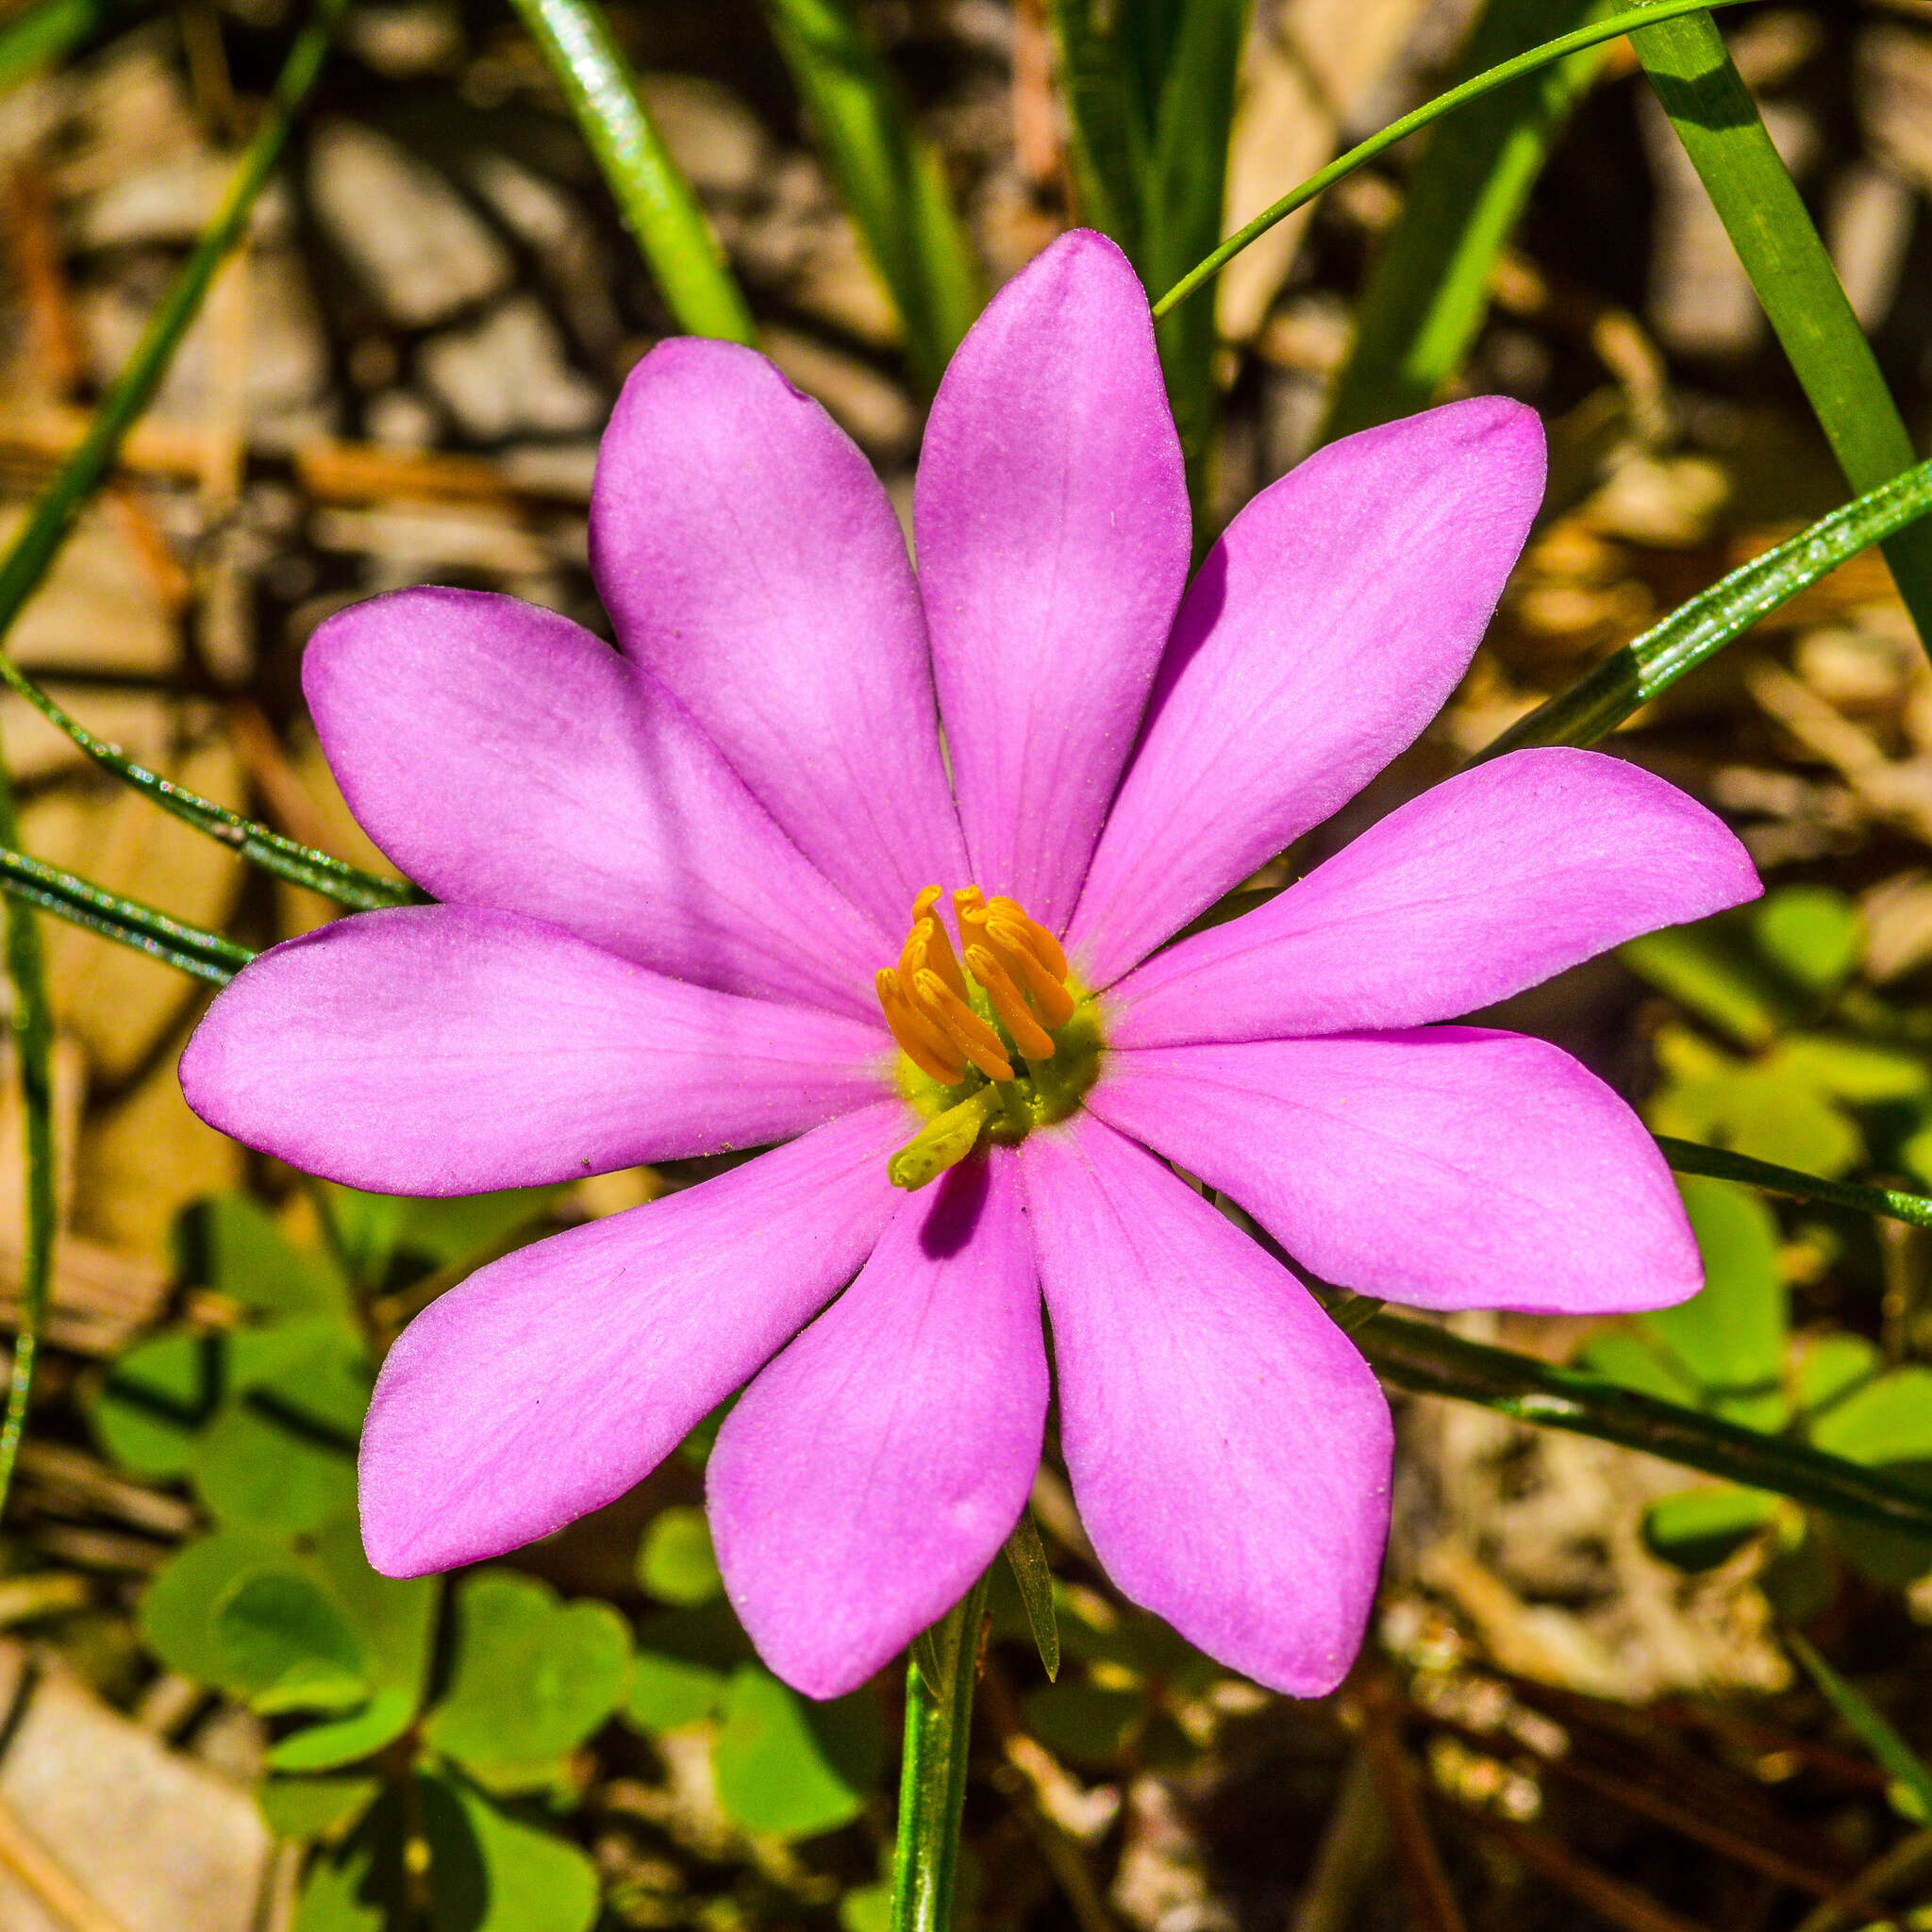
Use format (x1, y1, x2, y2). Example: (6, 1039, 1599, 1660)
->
(892, 1572, 990, 1932)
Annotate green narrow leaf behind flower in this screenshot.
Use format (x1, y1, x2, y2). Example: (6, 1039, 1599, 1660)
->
(1481, 458, 1932, 758)
(1049, 0, 1250, 508)
(1628, 5, 1932, 654)
(758, 0, 981, 391)
(506, 0, 756, 343)
(0, 848, 254, 984)
(1320, 0, 1615, 441)
(1356, 1311, 1932, 1539)
(1152, 0, 1758, 322)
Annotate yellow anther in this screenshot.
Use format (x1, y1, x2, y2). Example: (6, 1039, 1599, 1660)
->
(985, 916, 1077, 1027)
(902, 890, 970, 1004)
(875, 969, 966, 1086)
(965, 944, 1056, 1059)
(912, 968, 1014, 1081)
(988, 897, 1067, 981)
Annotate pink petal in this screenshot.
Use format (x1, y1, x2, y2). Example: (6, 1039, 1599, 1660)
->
(1109, 748, 1761, 1047)
(591, 338, 968, 937)
(306, 587, 894, 1021)
(180, 906, 891, 1194)
(1067, 399, 1546, 988)
(360, 1103, 908, 1575)
(1019, 1114, 1391, 1696)
(1091, 1028, 1701, 1314)
(916, 231, 1190, 932)
(708, 1150, 1044, 1699)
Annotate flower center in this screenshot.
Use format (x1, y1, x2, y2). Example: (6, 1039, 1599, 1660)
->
(875, 886, 1103, 1190)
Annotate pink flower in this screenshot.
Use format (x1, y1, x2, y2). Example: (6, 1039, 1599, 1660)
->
(180, 231, 1759, 1700)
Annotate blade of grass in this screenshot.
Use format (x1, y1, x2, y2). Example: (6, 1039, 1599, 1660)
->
(758, 0, 981, 391)
(1151, 0, 1759, 322)
(1319, 0, 1614, 442)
(507, 0, 755, 343)
(0, 848, 254, 984)
(1628, 5, 1932, 656)
(1658, 1138, 1932, 1233)
(1355, 1310, 1932, 1538)
(0, 0, 123, 96)
(0, 0, 410, 911)
(1788, 1631, 1932, 1829)
(0, 802, 52, 1518)
(1478, 457, 1932, 758)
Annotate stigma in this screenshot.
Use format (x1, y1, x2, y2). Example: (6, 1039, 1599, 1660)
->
(877, 887, 1099, 1190)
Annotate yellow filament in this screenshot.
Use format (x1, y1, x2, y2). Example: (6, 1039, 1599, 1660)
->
(912, 969, 1014, 1081)
(875, 969, 966, 1085)
(964, 944, 1055, 1058)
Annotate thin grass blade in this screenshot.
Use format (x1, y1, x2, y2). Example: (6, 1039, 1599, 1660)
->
(1320, 0, 1614, 442)
(0, 801, 52, 1519)
(1788, 1631, 1932, 1827)
(1356, 1311, 1932, 1538)
(1152, 0, 1758, 322)
(1628, 6, 1932, 651)
(758, 0, 981, 391)
(1659, 1138, 1932, 1234)
(1480, 458, 1932, 758)
(0, 849, 255, 984)
(507, 0, 756, 343)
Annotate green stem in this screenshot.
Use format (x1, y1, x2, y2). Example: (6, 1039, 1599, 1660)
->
(506, 0, 756, 343)
(892, 1572, 990, 1932)
(1151, 0, 1757, 322)
(1629, 6, 1932, 655)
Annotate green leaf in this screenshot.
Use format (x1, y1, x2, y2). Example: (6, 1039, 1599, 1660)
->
(425, 1572, 630, 1772)
(636, 1507, 723, 1607)
(1796, 1333, 1882, 1417)
(1022, 1681, 1145, 1763)
(1641, 1177, 1787, 1428)
(1003, 1509, 1059, 1681)
(269, 1686, 417, 1773)
(215, 1571, 371, 1714)
(192, 1393, 358, 1536)
(503, 0, 755, 343)
(758, 0, 981, 390)
(1752, 888, 1864, 998)
(1619, 928, 1785, 1048)
(1321, 0, 1615, 441)
(421, 1772, 601, 1932)
(294, 1786, 407, 1932)
(1628, 4, 1932, 653)
(308, 1516, 438, 1703)
(624, 1650, 725, 1733)
(711, 1664, 880, 1838)
(398, 1190, 559, 1268)
(1641, 1485, 1780, 1572)
(88, 1329, 218, 1477)
(142, 1530, 303, 1690)
(192, 1195, 352, 1323)
(258, 1774, 382, 1843)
